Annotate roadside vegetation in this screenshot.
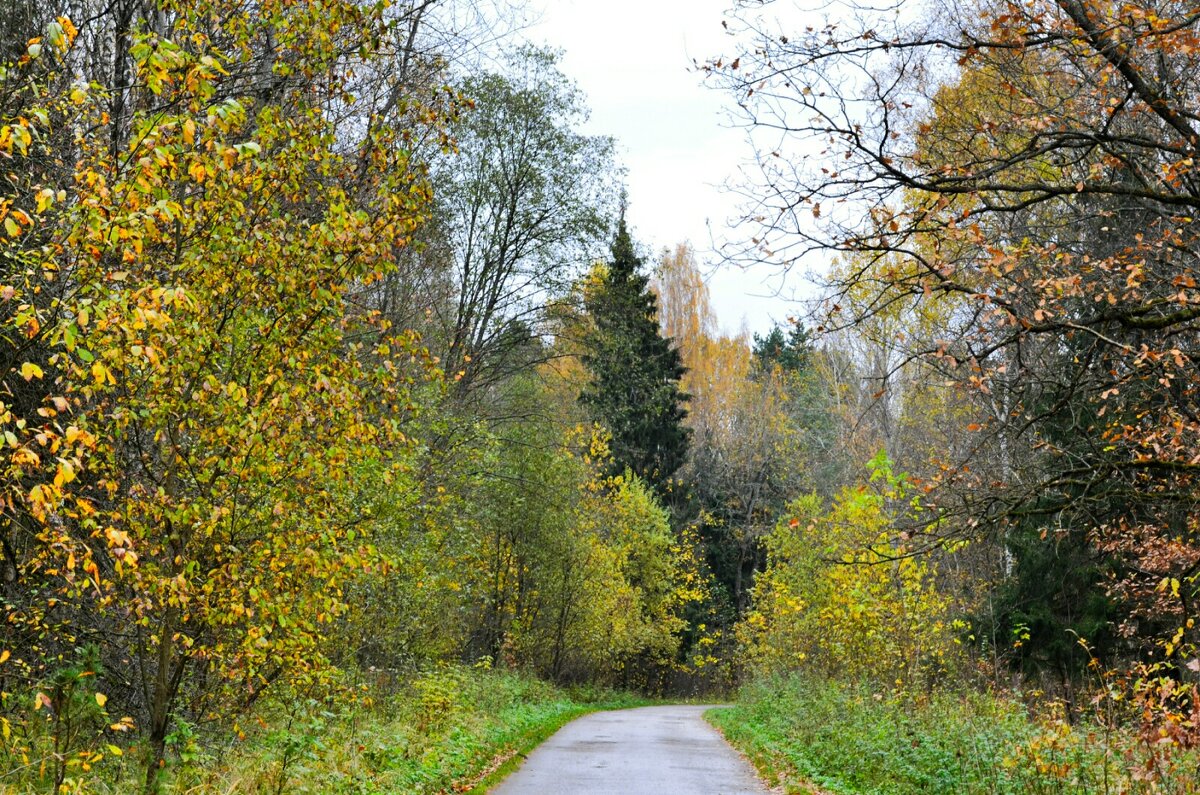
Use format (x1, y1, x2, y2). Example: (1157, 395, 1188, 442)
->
(58, 666, 644, 795)
(712, 678, 1200, 795)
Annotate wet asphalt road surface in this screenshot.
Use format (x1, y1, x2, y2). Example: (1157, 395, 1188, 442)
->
(489, 704, 770, 794)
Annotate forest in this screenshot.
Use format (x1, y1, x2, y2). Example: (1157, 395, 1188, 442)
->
(3, 0, 1200, 792)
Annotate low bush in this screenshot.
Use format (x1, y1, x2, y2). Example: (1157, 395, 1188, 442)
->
(11, 666, 645, 794)
(709, 675, 1200, 795)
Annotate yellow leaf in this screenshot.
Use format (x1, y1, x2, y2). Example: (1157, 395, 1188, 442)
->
(54, 459, 75, 487)
(95, 692, 107, 708)
(183, 119, 196, 146)
(0, 650, 9, 664)
(91, 361, 113, 385)
(46, 21, 65, 50)
(20, 362, 43, 381)
(4, 217, 19, 238)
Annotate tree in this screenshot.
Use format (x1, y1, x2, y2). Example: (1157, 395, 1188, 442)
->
(752, 323, 812, 374)
(713, 0, 1200, 686)
(655, 243, 750, 442)
(0, 3, 456, 789)
(430, 46, 616, 403)
(425, 374, 693, 687)
(581, 217, 690, 495)
(653, 247, 806, 616)
(743, 454, 955, 686)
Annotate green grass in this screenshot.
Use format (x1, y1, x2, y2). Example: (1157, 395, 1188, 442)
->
(54, 668, 649, 794)
(213, 670, 650, 795)
(708, 675, 1200, 795)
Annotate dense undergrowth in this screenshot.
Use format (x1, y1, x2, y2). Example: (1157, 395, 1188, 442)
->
(710, 676, 1200, 795)
(20, 667, 645, 795)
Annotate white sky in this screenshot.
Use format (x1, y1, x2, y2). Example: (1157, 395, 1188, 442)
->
(522, 0, 807, 337)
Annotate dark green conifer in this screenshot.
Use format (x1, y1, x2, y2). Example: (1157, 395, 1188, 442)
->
(581, 215, 690, 495)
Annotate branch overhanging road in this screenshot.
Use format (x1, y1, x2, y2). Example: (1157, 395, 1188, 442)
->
(490, 704, 770, 794)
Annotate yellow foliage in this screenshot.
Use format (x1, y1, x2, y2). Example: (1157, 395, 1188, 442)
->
(0, 2, 456, 784)
(742, 454, 956, 687)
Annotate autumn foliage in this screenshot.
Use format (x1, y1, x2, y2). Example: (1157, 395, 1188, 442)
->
(0, 1, 465, 788)
(0, 3, 727, 790)
(710, 0, 1200, 768)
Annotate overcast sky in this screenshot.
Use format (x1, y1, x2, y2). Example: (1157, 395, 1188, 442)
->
(521, 0, 808, 336)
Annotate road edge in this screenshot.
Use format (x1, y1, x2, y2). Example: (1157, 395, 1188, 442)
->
(703, 706, 828, 795)
(464, 699, 656, 795)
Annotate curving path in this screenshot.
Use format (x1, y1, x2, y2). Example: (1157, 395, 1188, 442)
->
(490, 704, 770, 794)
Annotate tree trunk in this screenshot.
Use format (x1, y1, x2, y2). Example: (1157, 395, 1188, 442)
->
(142, 603, 178, 795)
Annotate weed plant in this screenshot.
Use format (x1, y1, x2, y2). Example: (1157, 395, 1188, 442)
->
(709, 675, 1200, 795)
(12, 667, 646, 794)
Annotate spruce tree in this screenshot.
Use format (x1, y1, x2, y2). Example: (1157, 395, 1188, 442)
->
(751, 323, 813, 374)
(581, 216, 690, 495)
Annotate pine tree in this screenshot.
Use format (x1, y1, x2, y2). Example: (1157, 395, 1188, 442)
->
(581, 216, 690, 495)
(751, 323, 813, 374)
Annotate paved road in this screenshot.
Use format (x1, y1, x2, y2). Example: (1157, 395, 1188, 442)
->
(490, 704, 770, 794)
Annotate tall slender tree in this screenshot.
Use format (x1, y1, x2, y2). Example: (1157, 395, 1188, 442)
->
(581, 216, 690, 496)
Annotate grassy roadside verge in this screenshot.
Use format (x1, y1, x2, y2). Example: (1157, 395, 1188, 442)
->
(706, 675, 1200, 795)
(80, 668, 649, 794)
(705, 703, 825, 795)
(460, 685, 651, 795)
